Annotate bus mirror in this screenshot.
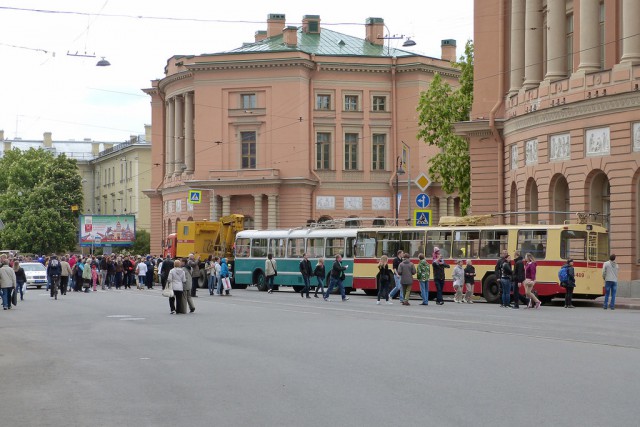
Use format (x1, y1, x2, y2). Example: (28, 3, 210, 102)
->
(586, 224, 593, 231)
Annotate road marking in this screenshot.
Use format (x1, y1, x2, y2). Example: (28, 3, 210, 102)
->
(120, 317, 145, 321)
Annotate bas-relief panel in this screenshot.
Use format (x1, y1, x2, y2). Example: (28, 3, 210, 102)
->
(343, 197, 363, 210)
(525, 139, 538, 165)
(316, 196, 335, 210)
(586, 127, 610, 156)
(372, 197, 390, 210)
(633, 123, 640, 152)
(550, 133, 571, 161)
(511, 144, 518, 170)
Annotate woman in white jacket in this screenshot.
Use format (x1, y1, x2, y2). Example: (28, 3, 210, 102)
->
(452, 260, 465, 303)
(167, 260, 186, 314)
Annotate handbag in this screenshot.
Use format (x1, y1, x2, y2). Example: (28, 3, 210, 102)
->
(223, 277, 231, 290)
(270, 260, 277, 277)
(162, 286, 174, 298)
(12, 288, 18, 306)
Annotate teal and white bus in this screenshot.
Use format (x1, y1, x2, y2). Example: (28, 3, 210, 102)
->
(234, 228, 357, 292)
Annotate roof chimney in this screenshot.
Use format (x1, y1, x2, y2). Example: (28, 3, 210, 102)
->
(0, 130, 4, 141)
(43, 132, 53, 148)
(302, 15, 320, 34)
(255, 30, 267, 43)
(283, 26, 298, 47)
(267, 13, 286, 38)
(365, 17, 385, 46)
(92, 142, 100, 156)
(441, 39, 457, 63)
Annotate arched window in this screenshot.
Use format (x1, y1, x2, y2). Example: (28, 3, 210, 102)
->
(187, 216, 194, 221)
(510, 182, 518, 224)
(525, 178, 539, 224)
(345, 216, 361, 228)
(318, 215, 333, 223)
(550, 174, 570, 224)
(373, 217, 386, 227)
(589, 171, 610, 229)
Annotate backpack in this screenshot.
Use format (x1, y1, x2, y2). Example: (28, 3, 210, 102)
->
(558, 265, 569, 283)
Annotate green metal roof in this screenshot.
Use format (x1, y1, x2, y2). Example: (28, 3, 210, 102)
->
(227, 27, 417, 58)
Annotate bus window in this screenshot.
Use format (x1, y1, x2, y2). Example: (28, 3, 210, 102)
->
(402, 231, 425, 258)
(560, 230, 587, 260)
(452, 230, 480, 259)
(251, 238, 268, 258)
(426, 231, 452, 259)
(377, 231, 401, 257)
(287, 238, 305, 258)
(517, 230, 547, 259)
(307, 238, 325, 258)
(269, 238, 287, 258)
(345, 236, 356, 259)
(326, 237, 345, 258)
(595, 232, 609, 262)
(235, 238, 250, 258)
(479, 229, 508, 258)
(355, 232, 376, 257)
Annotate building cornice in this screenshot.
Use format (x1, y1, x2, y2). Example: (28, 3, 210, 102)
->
(184, 177, 318, 190)
(185, 58, 315, 73)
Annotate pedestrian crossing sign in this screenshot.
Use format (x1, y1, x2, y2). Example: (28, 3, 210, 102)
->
(413, 209, 432, 227)
(188, 190, 202, 204)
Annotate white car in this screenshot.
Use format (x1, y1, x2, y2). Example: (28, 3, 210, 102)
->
(21, 262, 48, 288)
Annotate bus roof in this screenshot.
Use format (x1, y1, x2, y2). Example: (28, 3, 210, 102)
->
(236, 228, 357, 239)
(353, 222, 607, 233)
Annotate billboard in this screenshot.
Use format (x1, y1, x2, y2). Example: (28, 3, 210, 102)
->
(79, 215, 136, 247)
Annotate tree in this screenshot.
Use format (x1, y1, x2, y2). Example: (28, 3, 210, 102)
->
(129, 229, 151, 256)
(0, 148, 83, 253)
(417, 40, 474, 215)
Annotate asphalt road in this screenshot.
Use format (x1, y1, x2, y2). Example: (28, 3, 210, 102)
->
(1, 287, 639, 427)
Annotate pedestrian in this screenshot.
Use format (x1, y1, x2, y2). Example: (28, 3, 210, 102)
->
(136, 257, 148, 290)
(13, 261, 26, 302)
(416, 253, 430, 305)
(494, 249, 508, 301)
(145, 256, 155, 289)
(214, 257, 222, 295)
(91, 263, 99, 291)
(0, 259, 16, 310)
(167, 260, 186, 314)
(561, 259, 576, 308)
(60, 256, 72, 295)
(602, 254, 618, 310)
(220, 258, 231, 296)
(500, 254, 514, 308)
(376, 255, 393, 305)
(122, 256, 134, 289)
(106, 256, 115, 289)
(47, 255, 62, 297)
(388, 250, 404, 302)
(452, 259, 464, 303)
(265, 253, 277, 294)
(160, 256, 174, 290)
(511, 251, 526, 309)
(205, 255, 216, 295)
(313, 258, 325, 298)
(523, 252, 541, 309)
(299, 252, 312, 298)
(181, 259, 196, 313)
(396, 253, 416, 306)
(324, 254, 349, 302)
(431, 252, 450, 305)
(463, 259, 476, 303)
(99, 255, 108, 290)
(188, 254, 201, 298)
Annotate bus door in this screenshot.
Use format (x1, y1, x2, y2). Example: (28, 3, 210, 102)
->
(426, 230, 452, 259)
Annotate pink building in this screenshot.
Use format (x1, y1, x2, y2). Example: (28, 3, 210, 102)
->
(144, 14, 461, 253)
(458, 0, 640, 295)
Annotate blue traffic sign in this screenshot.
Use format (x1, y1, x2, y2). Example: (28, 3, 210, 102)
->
(415, 193, 430, 208)
(413, 209, 432, 227)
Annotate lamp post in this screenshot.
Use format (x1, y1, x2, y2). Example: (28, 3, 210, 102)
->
(402, 141, 411, 223)
(395, 156, 405, 225)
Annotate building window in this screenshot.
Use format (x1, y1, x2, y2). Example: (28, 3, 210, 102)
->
(316, 132, 331, 170)
(344, 133, 358, 170)
(372, 134, 386, 170)
(316, 94, 331, 110)
(372, 96, 387, 112)
(240, 93, 256, 109)
(566, 13, 574, 73)
(344, 95, 359, 111)
(240, 131, 257, 169)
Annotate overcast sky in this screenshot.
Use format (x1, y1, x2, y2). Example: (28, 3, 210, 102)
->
(0, 0, 474, 142)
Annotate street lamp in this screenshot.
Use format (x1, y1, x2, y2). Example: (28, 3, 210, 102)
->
(395, 156, 405, 225)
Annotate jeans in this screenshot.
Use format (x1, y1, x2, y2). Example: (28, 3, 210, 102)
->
(324, 277, 346, 300)
(314, 277, 324, 296)
(15, 280, 25, 300)
(100, 270, 107, 289)
(217, 274, 223, 294)
(208, 275, 217, 294)
(378, 282, 389, 301)
(564, 286, 574, 306)
(419, 280, 429, 304)
(266, 275, 275, 291)
(1, 288, 11, 308)
(435, 278, 445, 303)
(604, 281, 617, 308)
(301, 275, 311, 296)
(138, 275, 146, 288)
(501, 278, 512, 306)
(389, 274, 404, 301)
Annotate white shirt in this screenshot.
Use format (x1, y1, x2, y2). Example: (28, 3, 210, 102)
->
(136, 262, 148, 276)
(168, 267, 186, 291)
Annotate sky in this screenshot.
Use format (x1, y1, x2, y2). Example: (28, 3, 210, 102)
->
(0, 0, 474, 143)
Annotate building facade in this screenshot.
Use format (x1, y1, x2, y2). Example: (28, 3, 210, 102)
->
(144, 14, 463, 253)
(458, 0, 640, 295)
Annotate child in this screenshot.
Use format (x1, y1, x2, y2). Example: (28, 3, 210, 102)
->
(91, 264, 99, 292)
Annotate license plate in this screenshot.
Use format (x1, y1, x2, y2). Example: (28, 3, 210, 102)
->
(35, 280, 46, 283)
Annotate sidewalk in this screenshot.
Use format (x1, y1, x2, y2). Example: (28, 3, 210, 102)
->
(559, 297, 640, 310)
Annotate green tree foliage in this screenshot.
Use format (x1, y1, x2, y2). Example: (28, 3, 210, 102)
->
(130, 229, 150, 256)
(417, 40, 474, 215)
(0, 148, 83, 253)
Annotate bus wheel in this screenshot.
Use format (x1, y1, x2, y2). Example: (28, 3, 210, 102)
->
(233, 284, 248, 290)
(254, 271, 267, 292)
(292, 286, 303, 293)
(482, 275, 500, 303)
(345, 288, 352, 295)
(363, 289, 377, 296)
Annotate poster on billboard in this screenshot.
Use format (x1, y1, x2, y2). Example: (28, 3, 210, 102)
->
(79, 215, 136, 247)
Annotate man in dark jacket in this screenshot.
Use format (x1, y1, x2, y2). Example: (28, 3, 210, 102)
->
(323, 254, 349, 302)
(160, 257, 174, 290)
(299, 253, 313, 298)
(431, 253, 450, 305)
(47, 255, 62, 298)
(512, 251, 527, 308)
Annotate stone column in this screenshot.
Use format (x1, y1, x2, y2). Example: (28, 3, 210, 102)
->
(210, 192, 218, 222)
(184, 92, 195, 174)
(267, 194, 278, 229)
(222, 195, 231, 217)
(253, 194, 263, 230)
(447, 197, 455, 216)
(509, 0, 526, 94)
(174, 95, 184, 175)
(545, 0, 567, 80)
(439, 196, 448, 218)
(166, 99, 175, 176)
(577, 0, 600, 72)
(523, 0, 543, 88)
(621, 0, 640, 65)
